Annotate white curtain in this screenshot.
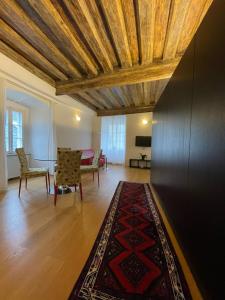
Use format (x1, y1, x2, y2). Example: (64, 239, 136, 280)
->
(101, 115, 126, 164)
(48, 102, 57, 174)
(0, 79, 8, 190)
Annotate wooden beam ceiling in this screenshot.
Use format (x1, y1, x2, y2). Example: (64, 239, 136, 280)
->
(55, 59, 179, 95)
(0, 18, 67, 81)
(0, 40, 55, 86)
(97, 105, 154, 116)
(0, 0, 213, 115)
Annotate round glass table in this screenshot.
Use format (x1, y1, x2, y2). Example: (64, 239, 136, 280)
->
(33, 158, 72, 194)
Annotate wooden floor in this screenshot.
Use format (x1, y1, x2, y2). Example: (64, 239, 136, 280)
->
(0, 166, 200, 300)
(0, 166, 149, 299)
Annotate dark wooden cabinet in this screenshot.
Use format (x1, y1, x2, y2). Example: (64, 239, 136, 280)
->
(129, 159, 151, 169)
(151, 2, 225, 299)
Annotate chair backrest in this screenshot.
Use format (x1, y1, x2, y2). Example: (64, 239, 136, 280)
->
(57, 147, 71, 151)
(16, 148, 29, 173)
(56, 150, 81, 186)
(92, 149, 102, 167)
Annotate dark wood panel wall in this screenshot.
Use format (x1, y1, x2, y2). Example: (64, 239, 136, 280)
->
(151, 2, 225, 299)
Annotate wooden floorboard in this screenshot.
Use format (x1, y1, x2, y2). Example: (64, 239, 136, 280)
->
(0, 166, 200, 299)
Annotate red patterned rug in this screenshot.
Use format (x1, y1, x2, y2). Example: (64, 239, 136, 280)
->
(69, 181, 191, 299)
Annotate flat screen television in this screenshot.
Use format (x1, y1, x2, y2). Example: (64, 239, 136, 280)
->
(135, 136, 151, 147)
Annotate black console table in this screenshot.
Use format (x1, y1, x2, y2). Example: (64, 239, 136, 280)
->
(129, 159, 151, 169)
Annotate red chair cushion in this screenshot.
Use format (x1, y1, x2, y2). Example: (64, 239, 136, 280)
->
(80, 149, 106, 166)
(81, 157, 93, 165)
(81, 149, 94, 165)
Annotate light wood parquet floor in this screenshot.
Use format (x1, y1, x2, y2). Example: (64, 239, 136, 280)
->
(0, 166, 201, 300)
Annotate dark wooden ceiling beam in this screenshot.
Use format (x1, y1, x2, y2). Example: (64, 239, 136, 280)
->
(86, 0, 118, 67)
(163, 0, 190, 60)
(85, 91, 109, 109)
(0, 41, 55, 86)
(121, 0, 139, 65)
(111, 87, 129, 107)
(149, 81, 157, 104)
(101, 89, 123, 107)
(135, 0, 156, 64)
(95, 90, 115, 108)
(0, 19, 67, 81)
(56, 59, 179, 95)
(97, 105, 154, 116)
(153, 0, 171, 60)
(136, 84, 145, 106)
(127, 85, 139, 106)
(78, 92, 105, 110)
(97, 89, 118, 108)
(88, 90, 112, 109)
(100, 0, 132, 68)
(0, 0, 80, 78)
(71, 94, 98, 111)
(27, 0, 98, 76)
(62, 0, 114, 73)
(143, 82, 150, 105)
(119, 86, 134, 107)
(177, 0, 213, 54)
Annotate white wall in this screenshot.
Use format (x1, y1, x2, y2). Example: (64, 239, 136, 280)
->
(125, 113, 152, 166)
(93, 112, 152, 166)
(29, 100, 51, 170)
(55, 104, 93, 150)
(0, 52, 96, 182)
(92, 116, 101, 151)
(6, 97, 95, 178)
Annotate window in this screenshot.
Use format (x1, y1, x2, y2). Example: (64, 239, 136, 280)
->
(5, 108, 23, 153)
(101, 115, 126, 164)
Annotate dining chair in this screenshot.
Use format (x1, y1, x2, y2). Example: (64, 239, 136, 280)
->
(54, 150, 82, 205)
(55, 148, 71, 170)
(16, 148, 50, 197)
(80, 149, 102, 187)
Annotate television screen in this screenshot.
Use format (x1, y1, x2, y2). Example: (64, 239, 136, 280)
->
(135, 136, 151, 147)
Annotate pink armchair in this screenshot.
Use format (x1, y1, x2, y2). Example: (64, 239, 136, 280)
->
(81, 149, 107, 168)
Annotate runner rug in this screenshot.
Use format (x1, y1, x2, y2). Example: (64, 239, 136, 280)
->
(69, 181, 191, 300)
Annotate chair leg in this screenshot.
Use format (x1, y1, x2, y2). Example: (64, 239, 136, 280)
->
(45, 175, 48, 194)
(18, 177, 22, 197)
(93, 171, 95, 181)
(25, 178, 27, 189)
(47, 172, 50, 193)
(97, 170, 100, 188)
(54, 183, 58, 206)
(74, 184, 77, 192)
(79, 183, 83, 200)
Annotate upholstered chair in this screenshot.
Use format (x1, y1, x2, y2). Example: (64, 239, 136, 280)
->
(16, 148, 50, 197)
(80, 149, 102, 187)
(54, 150, 82, 205)
(55, 148, 71, 172)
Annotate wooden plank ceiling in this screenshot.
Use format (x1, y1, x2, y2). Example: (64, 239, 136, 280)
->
(0, 0, 212, 115)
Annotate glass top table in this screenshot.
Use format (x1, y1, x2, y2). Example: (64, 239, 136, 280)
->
(33, 158, 71, 194)
(33, 158, 57, 161)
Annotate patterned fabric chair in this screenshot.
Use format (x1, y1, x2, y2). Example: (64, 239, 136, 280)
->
(80, 149, 102, 187)
(54, 150, 82, 205)
(16, 148, 50, 197)
(55, 148, 71, 171)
